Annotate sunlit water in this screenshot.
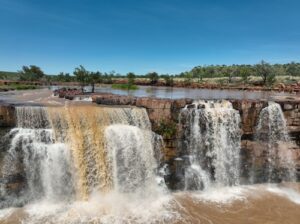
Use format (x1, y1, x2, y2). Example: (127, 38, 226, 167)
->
(62, 84, 296, 100)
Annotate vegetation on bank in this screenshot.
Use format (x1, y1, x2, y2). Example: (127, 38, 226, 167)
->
(111, 83, 139, 90)
(0, 84, 37, 91)
(0, 71, 20, 80)
(1, 60, 300, 91)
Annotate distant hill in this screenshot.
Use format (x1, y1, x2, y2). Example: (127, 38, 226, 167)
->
(0, 71, 20, 80)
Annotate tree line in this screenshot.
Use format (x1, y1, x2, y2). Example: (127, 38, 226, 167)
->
(181, 61, 300, 86)
(9, 61, 300, 90)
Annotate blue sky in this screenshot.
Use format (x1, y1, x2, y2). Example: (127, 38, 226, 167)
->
(0, 0, 300, 75)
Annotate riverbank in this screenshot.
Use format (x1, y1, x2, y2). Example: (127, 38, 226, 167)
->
(0, 84, 38, 91)
(3, 76, 300, 94)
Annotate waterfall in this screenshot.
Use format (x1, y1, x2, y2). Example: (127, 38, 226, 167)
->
(1, 107, 74, 208)
(47, 105, 156, 198)
(254, 102, 296, 183)
(105, 125, 162, 195)
(0, 105, 164, 209)
(180, 100, 241, 190)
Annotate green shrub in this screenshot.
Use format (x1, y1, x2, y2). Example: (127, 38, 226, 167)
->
(111, 83, 139, 90)
(156, 120, 177, 139)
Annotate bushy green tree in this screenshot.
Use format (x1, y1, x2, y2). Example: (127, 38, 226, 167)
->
(240, 67, 251, 84)
(161, 74, 174, 86)
(89, 71, 102, 93)
(183, 72, 193, 85)
(19, 65, 45, 81)
(147, 72, 159, 84)
(191, 66, 204, 82)
(255, 60, 275, 86)
(127, 72, 136, 89)
(56, 72, 72, 82)
(102, 71, 114, 84)
(73, 65, 89, 92)
(286, 62, 300, 76)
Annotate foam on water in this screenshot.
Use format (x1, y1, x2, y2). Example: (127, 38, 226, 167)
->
(19, 192, 176, 224)
(190, 185, 250, 204)
(0, 207, 17, 219)
(267, 185, 300, 204)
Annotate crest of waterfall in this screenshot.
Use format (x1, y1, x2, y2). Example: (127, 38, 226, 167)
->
(0, 107, 74, 208)
(180, 100, 241, 190)
(254, 102, 296, 183)
(15, 106, 51, 129)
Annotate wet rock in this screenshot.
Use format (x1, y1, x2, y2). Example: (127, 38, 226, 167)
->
(0, 105, 16, 127)
(186, 104, 196, 109)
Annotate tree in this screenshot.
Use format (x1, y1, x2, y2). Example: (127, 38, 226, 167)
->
(73, 65, 89, 92)
(255, 60, 274, 86)
(205, 66, 215, 79)
(64, 73, 72, 82)
(127, 72, 136, 89)
(191, 66, 204, 82)
(184, 72, 193, 85)
(147, 72, 159, 85)
(240, 67, 250, 85)
(102, 72, 114, 84)
(55, 72, 73, 82)
(221, 66, 234, 83)
(57, 72, 65, 82)
(266, 72, 276, 86)
(19, 65, 45, 81)
(89, 71, 102, 93)
(161, 74, 174, 86)
(286, 62, 300, 76)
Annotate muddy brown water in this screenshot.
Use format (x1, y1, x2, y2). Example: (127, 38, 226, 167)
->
(1, 184, 300, 224)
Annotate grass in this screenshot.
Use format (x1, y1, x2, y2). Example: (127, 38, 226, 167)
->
(0, 71, 20, 80)
(111, 83, 139, 90)
(0, 84, 37, 91)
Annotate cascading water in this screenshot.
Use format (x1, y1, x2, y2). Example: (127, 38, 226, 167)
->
(254, 102, 296, 183)
(105, 125, 163, 195)
(0, 105, 169, 223)
(180, 100, 241, 190)
(47, 105, 157, 198)
(0, 107, 74, 208)
(0, 102, 300, 224)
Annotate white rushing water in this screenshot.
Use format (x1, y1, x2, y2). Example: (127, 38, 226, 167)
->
(180, 100, 241, 190)
(0, 106, 172, 223)
(255, 102, 296, 183)
(0, 107, 74, 208)
(105, 124, 163, 194)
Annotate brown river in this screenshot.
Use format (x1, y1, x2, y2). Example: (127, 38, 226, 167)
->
(0, 184, 300, 224)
